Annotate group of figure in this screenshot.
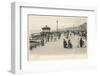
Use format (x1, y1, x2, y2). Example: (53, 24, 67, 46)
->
(47, 32, 61, 42)
(30, 30, 86, 50)
(63, 31, 86, 49)
(41, 32, 61, 44)
(63, 38, 72, 48)
(63, 37, 85, 48)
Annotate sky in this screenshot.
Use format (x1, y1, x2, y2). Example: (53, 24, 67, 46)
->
(28, 15, 87, 34)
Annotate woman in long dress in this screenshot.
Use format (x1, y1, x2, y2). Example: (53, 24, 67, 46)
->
(68, 39, 72, 48)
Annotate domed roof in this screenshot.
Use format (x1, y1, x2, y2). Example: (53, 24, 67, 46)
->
(42, 25, 51, 30)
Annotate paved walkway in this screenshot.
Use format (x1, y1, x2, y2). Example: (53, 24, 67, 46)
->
(29, 35, 87, 60)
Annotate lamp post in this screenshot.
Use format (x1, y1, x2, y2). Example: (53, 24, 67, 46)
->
(56, 20, 58, 32)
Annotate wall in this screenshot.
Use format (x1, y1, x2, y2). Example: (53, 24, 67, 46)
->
(0, 0, 100, 76)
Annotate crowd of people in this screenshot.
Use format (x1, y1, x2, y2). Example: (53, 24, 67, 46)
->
(29, 32, 62, 50)
(29, 30, 87, 50)
(63, 31, 87, 49)
(41, 32, 61, 43)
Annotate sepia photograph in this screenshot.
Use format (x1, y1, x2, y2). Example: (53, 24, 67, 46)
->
(28, 15, 87, 61)
(10, 2, 97, 73)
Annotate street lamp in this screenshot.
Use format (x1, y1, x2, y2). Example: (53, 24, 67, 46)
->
(56, 20, 58, 32)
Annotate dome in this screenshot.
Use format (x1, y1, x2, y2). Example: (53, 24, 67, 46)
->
(42, 25, 51, 30)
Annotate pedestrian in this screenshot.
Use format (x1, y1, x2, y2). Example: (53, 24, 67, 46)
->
(41, 38, 44, 46)
(68, 39, 72, 48)
(80, 38, 84, 48)
(63, 39, 67, 48)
